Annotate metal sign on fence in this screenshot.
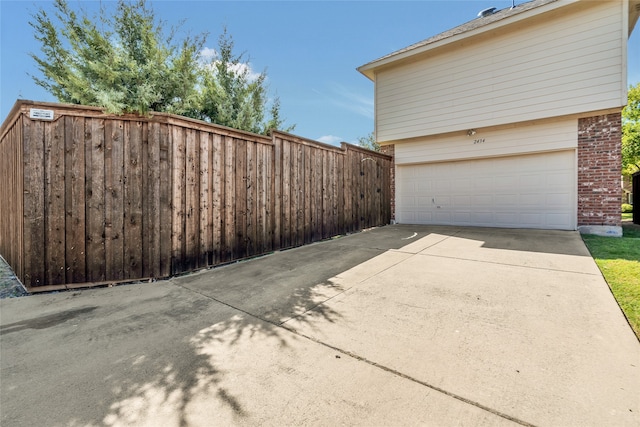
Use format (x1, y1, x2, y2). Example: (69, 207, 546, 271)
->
(29, 108, 54, 120)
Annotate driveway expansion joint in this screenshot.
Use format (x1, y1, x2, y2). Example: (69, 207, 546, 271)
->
(171, 278, 537, 427)
(281, 325, 539, 427)
(412, 252, 601, 276)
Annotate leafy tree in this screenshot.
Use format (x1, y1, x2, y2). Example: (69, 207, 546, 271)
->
(263, 96, 295, 135)
(30, 0, 204, 115)
(622, 83, 640, 176)
(357, 132, 380, 152)
(29, 0, 292, 134)
(195, 28, 293, 135)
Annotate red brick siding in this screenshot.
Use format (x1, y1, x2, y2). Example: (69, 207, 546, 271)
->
(577, 113, 622, 226)
(380, 144, 395, 221)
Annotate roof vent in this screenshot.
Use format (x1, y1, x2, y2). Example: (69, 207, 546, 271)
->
(477, 7, 497, 18)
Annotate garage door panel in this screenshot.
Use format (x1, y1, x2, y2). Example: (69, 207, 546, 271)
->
(416, 211, 432, 222)
(474, 177, 493, 191)
(453, 195, 471, 207)
(451, 178, 467, 191)
(546, 174, 573, 188)
(396, 151, 576, 230)
(542, 153, 570, 168)
(403, 211, 416, 222)
(494, 180, 516, 191)
(520, 213, 543, 225)
(453, 212, 472, 223)
(520, 193, 546, 205)
(472, 212, 494, 224)
(416, 197, 430, 209)
(434, 179, 451, 192)
(471, 194, 493, 206)
(546, 213, 572, 228)
(547, 192, 570, 206)
(493, 193, 516, 205)
(519, 174, 545, 189)
(434, 211, 452, 223)
(494, 212, 516, 224)
(436, 195, 451, 205)
(416, 181, 431, 192)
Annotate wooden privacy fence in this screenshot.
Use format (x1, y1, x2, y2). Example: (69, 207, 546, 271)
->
(0, 101, 392, 291)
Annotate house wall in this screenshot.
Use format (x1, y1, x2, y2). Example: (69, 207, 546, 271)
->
(577, 112, 622, 227)
(375, 0, 627, 142)
(393, 117, 577, 165)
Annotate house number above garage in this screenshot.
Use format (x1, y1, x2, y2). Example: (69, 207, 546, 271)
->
(473, 138, 485, 145)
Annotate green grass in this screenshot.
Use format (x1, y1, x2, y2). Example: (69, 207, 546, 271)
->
(582, 225, 640, 339)
(622, 223, 640, 238)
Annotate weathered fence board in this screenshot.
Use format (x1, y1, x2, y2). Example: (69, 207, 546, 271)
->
(145, 121, 161, 278)
(185, 127, 199, 271)
(124, 121, 143, 279)
(211, 133, 223, 265)
(65, 116, 86, 284)
(45, 118, 66, 285)
(1, 117, 24, 282)
(23, 119, 45, 287)
(223, 136, 235, 262)
(0, 101, 392, 291)
(199, 131, 211, 267)
(105, 119, 125, 281)
(86, 118, 106, 282)
(171, 126, 186, 273)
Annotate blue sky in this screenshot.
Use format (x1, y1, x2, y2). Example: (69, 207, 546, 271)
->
(1, 0, 639, 145)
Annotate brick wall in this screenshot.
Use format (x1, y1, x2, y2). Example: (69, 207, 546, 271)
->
(380, 144, 395, 221)
(577, 113, 622, 227)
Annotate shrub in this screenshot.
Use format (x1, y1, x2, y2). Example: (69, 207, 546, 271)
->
(622, 203, 633, 213)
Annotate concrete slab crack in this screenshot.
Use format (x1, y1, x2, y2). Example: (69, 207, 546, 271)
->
(415, 252, 600, 276)
(280, 324, 539, 427)
(172, 279, 538, 427)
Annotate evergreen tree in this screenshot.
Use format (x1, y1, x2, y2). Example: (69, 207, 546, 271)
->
(30, 0, 203, 115)
(30, 0, 293, 134)
(196, 29, 293, 135)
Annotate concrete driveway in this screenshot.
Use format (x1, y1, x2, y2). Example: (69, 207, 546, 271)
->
(1, 225, 638, 426)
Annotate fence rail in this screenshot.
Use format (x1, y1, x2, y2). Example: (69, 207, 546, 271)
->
(0, 101, 391, 291)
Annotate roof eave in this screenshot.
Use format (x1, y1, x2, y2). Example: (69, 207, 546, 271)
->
(357, 66, 376, 81)
(630, 0, 640, 36)
(357, 0, 577, 81)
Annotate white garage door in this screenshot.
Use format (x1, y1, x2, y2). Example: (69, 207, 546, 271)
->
(396, 151, 576, 229)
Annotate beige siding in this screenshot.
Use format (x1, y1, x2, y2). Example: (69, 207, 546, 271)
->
(377, 1, 626, 142)
(394, 117, 577, 165)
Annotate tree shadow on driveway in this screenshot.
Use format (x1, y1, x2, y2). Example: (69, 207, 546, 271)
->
(0, 226, 426, 427)
(3, 224, 596, 426)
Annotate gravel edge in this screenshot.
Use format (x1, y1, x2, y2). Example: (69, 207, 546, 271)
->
(0, 255, 28, 299)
